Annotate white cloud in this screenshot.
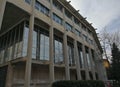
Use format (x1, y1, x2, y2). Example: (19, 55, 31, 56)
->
(68, 0, 120, 32)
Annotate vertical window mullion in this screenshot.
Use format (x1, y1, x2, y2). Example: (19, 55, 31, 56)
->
(38, 30, 40, 60)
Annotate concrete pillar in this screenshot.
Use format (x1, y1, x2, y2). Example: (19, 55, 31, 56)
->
(61, 3, 70, 80)
(49, 0, 54, 85)
(5, 63, 13, 87)
(49, 26, 54, 84)
(24, 0, 35, 87)
(82, 45, 90, 80)
(63, 33, 70, 80)
(74, 40, 81, 80)
(0, 0, 6, 30)
(89, 48, 96, 80)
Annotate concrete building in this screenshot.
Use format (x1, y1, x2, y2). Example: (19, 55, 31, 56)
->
(0, 0, 107, 87)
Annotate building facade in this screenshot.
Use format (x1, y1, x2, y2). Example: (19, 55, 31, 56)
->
(0, 0, 107, 87)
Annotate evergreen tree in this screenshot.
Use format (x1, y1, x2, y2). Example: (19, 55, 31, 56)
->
(111, 43, 120, 81)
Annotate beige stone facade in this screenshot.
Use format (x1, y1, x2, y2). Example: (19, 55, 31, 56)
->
(0, 0, 107, 87)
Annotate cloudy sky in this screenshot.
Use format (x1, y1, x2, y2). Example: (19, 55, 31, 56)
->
(68, 0, 120, 33)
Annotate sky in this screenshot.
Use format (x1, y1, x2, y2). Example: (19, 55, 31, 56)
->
(68, 0, 120, 33)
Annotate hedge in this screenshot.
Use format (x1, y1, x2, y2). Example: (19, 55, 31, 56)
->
(52, 80, 105, 87)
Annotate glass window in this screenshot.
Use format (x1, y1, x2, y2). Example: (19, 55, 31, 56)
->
(25, 0, 31, 4)
(82, 24, 86, 31)
(8, 46, 13, 61)
(89, 39, 93, 45)
(65, 22, 72, 31)
(78, 46, 84, 68)
(17, 25, 24, 58)
(4, 34, 9, 62)
(75, 29, 81, 36)
(74, 17, 80, 26)
(86, 48, 91, 70)
(35, 1, 40, 10)
(0, 22, 25, 62)
(65, 9, 72, 20)
(53, 13, 63, 25)
(40, 32, 49, 61)
(1, 36, 4, 62)
(54, 36, 63, 64)
(22, 25, 29, 57)
(86, 53, 91, 69)
(32, 30, 37, 59)
(68, 43, 74, 66)
(53, 0, 63, 12)
(35, 1, 50, 16)
(83, 34, 88, 42)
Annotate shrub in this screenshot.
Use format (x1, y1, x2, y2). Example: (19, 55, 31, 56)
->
(52, 80, 105, 87)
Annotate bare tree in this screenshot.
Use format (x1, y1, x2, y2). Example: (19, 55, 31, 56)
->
(99, 28, 120, 60)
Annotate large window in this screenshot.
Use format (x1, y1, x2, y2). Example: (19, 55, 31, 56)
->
(32, 27, 49, 61)
(85, 47, 91, 70)
(83, 34, 88, 42)
(0, 22, 27, 64)
(40, 33, 49, 61)
(75, 29, 81, 36)
(35, 1, 50, 16)
(53, 13, 63, 25)
(65, 9, 72, 20)
(65, 22, 73, 31)
(74, 17, 80, 26)
(32, 30, 37, 59)
(78, 45, 84, 68)
(54, 36, 63, 64)
(68, 43, 75, 66)
(88, 38, 93, 45)
(25, 0, 31, 4)
(91, 50, 95, 69)
(22, 24, 29, 57)
(53, 0, 63, 12)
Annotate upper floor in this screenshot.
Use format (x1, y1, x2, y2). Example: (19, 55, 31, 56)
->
(0, 0, 102, 53)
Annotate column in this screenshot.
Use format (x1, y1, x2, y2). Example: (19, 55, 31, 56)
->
(24, 0, 35, 87)
(49, 0, 54, 85)
(5, 63, 13, 87)
(74, 40, 81, 80)
(62, 3, 70, 80)
(49, 27, 54, 84)
(82, 45, 90, 80)
(89, 48, 96, 80)
(0, 0, 6, 30)
(63, 33, 70, 80)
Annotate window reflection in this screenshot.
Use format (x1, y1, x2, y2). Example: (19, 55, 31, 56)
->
(67, 43, 75, 66)
(40, 33, 49, 61)
(32, 30, 37, 59)
(85, 47, 91, 70)
(22, 25, 29, 57)
(32, 26, 49, 61)
(0, 22, 27, 64)
(54, 36, 63, 64)
(78, 45, 84, 68)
